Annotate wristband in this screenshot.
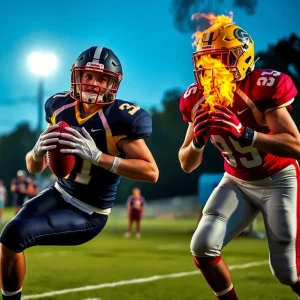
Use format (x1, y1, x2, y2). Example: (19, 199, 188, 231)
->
(110, 157, 121, 173)
(240, 127, 257, 146)
(192, 139, 205, 152)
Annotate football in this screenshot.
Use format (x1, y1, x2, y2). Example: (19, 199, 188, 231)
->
(46, 121, 76, 178)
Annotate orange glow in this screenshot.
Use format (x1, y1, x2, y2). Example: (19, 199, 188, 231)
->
(191, 12, 233, 48)
(191, 12, 236, 111)
(195, 55, 236, 112)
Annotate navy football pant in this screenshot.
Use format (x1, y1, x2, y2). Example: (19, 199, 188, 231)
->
(0, 187, 108, 252)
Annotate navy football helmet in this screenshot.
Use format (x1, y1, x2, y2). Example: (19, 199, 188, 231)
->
(70, 46, 123, 104)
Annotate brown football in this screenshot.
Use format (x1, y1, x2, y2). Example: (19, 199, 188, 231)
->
(46, 121, 76, 178)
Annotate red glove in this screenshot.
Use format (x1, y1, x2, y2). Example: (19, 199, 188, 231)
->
(193, 107, 210, 149)
(209, 105, 256, 146)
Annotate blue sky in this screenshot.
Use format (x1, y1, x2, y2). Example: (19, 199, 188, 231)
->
(0, 0, 299, 135)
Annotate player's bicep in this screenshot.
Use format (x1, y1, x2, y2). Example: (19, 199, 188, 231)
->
(265, 107, 300, 138)
(120, 139, 156, 163)
(180, 122, 194, 149)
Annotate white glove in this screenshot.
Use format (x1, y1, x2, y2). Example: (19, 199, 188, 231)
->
(59, 127, 102, 165)
(32, 125, 60, 162)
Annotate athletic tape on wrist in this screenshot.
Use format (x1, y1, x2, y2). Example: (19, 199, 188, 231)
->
(110, 157, 121, 173)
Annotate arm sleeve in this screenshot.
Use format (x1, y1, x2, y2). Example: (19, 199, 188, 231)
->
(44, 98, 54, 124)
(179, 92, 192, 123)
(128, 111, 152, 139)
(254, 73, 298, 113)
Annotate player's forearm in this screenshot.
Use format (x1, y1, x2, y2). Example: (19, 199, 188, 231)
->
(179, 143, 204, 173)
(26, 150, 48, 174)
(253, 132, 300, 159)
(98, 153, 158, 183)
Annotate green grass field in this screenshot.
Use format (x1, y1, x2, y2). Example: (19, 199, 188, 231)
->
(0, 208, 296, 300)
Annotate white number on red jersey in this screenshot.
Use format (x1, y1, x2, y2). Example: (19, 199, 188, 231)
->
(211, 135, 262, 168)
(183, 84, 198, 98)
(256, 70, 281, 87)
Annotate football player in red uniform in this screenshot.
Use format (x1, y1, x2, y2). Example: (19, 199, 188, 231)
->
(179, 20, 300, 299)
(0, 46, 159, 300)
(124, 187, 146, 238)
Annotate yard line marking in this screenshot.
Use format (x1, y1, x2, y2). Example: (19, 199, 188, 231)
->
(35, 251, 69, 257)
(22, 260, 268, 299)
(157, 243, 186, 250)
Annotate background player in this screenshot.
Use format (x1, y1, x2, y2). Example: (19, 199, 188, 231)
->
(179, 15, 300, 300)
(10, 170, 31, 215)
(0, 46, 159, 300)
(0, 179, 7, 223)
(124, 187, 146, 238)
(26, 177, 39, 201)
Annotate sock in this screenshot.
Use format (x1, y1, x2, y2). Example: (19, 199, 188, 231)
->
(2, 288, 22, 300)
(214, 284, 238, 300)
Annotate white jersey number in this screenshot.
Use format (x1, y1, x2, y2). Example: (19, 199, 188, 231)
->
(119, 103, 140, 115)
(74, 160, 92, 185)
(256, 70, 281, 87)
(183, 84, 198, 98)
(211, 135, 262, 168)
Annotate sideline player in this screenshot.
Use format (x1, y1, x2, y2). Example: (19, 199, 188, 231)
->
(124, 187, 146, 238)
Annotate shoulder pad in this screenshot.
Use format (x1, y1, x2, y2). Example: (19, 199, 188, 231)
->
(179, 83, 204, 122)
(241, 70, 297, 113)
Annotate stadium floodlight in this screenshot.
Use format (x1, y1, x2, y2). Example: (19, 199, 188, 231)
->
(28, 52, 57, 77)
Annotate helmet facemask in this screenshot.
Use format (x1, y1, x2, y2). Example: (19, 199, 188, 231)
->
(71, 65, 122, 105)
(193, 43, 254, 86)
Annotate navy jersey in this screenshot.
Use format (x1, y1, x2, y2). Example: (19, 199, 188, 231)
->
(11, 178, 30, 195)
(11, 178, 30, 202)
(44, 92, 152, 209)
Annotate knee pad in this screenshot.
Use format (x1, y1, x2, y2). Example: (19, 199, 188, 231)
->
(0, 218, 27, 252)
(272, 270, 298, 286)
(193, 256, 222, 270)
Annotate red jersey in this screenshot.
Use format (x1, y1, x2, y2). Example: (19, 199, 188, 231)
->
(127, 195, 146, 211)
(179, 69, 298, 180)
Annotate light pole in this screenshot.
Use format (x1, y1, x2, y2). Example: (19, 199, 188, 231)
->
(28, 52, 57, 187)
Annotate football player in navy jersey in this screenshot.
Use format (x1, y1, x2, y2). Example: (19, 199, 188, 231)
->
(0, 46, 159, 300)
(10, 170, 31, 215)
(179, 19, 300, 300)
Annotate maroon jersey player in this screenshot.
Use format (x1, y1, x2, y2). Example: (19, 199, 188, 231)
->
(124, 188, 146, 238)
(179, 19, 300, 300)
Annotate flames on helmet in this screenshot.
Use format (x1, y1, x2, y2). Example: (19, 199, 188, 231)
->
(191, 12, 234, 49)
(195, 55, 236, 112)
(192, 12, 236, 112)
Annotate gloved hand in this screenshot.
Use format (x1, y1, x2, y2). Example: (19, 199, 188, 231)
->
(32, 124, 60, 161)
(209, 105, 256, 146)
(193, 107, 210, 149)
(59, 127, 102, 165)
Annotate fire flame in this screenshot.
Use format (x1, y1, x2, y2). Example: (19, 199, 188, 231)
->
(192, 12, 236, 112)
(195, 55, 236, 112)
(191, 12, 233, 49)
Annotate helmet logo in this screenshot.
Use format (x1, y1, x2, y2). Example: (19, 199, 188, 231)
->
(234, 28, 253, 45)
(86, 62, 104, 69)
